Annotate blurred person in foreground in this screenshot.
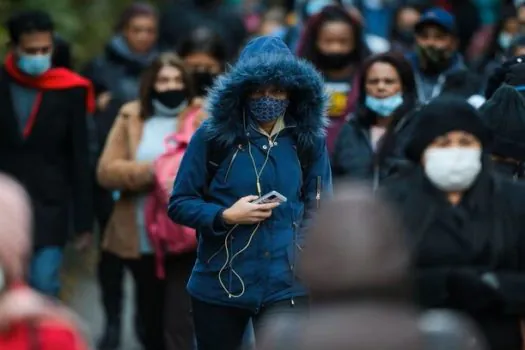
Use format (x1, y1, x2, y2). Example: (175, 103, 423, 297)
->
(0, 173, 89, 349)
(258, 183, 417, 350)
(0, 10, 94, 297)
(383, 96, 525, 350)
(259, 182, 488, 350)
(408, 7, 483, 105)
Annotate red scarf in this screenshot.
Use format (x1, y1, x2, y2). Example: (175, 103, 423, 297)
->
(4, 52, 95, 113)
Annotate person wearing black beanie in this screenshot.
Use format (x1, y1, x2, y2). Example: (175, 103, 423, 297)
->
(406, 95, 491, 164)
(480, 84, 525, 179)
(382, 95, 525, 350)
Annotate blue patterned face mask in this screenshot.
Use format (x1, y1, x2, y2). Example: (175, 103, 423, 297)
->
(365, 93, 403, 117)
(247, 96, 289, 123)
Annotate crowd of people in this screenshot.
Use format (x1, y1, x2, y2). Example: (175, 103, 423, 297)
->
(2, 0, 525, 349)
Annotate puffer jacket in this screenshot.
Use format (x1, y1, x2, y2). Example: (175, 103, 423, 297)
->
(168, 36, 332, 311)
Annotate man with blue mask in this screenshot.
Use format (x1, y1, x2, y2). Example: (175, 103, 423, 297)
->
(0, 10, 94, 299)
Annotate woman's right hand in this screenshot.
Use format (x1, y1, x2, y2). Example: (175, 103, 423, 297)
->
(222, 195, 280, 225)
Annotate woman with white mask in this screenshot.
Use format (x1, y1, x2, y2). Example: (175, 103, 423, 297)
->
(383, 96, 525, 350)
(332, 52, 418, 189)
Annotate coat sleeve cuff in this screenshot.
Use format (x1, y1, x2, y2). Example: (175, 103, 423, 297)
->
(203, 205, 232, 236)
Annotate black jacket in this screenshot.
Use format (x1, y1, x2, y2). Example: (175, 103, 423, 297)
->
(0, 69, 93, 248)
(383, 167, 525, 350)
(331, 110, 417, 186)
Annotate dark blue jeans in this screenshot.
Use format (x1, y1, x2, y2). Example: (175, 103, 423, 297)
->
(29, 246, 64, 297)
(192, 296, 308, 350)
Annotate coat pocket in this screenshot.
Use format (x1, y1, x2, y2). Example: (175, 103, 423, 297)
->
(194, 237, 226, 272)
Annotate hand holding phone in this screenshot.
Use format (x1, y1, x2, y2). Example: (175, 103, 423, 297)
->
(222, 193, 283, 225)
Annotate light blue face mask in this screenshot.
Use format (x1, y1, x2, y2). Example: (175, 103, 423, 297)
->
(365, 93, 404, 117)
(17, 53, 51, 76)
(498, 32, 513, 50)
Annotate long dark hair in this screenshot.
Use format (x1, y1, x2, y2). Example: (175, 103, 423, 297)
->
(297, 5, 369, 66)
(354, 52, 417, 166)
(138, 52, 195, 119)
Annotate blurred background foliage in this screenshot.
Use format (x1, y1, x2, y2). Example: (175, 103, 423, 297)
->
(0, 0, 165, 68)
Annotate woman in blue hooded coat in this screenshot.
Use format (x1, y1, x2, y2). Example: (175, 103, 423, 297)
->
(168, 36, 332, 349)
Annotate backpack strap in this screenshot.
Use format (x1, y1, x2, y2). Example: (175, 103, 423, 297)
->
(205, 137, 238, 191)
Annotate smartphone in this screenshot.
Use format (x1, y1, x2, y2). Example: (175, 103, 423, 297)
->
(252, 190, 287, 205)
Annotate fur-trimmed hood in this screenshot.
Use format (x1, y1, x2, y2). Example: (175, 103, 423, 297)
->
(205, 36, 328, 149)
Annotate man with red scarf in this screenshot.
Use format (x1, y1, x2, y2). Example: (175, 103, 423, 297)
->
(0, 10, 94, 298)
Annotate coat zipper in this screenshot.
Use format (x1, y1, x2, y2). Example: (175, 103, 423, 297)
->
(224, 144, 242, 182)
(316, 176, 321, 209)
(228, 236, 233, 292)
(292, 221, 298, 285)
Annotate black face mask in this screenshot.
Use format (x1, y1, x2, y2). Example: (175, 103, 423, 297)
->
(315, 50, 357, 71)
(416, 45, 452, 73)
(192, 71, 217, 97)
(153, 89, 186, 109)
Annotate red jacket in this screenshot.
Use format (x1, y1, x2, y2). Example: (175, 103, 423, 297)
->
(0, 320, 88, 350)
(0, 285, 88, 350)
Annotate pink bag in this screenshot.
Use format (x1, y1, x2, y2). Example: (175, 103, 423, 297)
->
(145, 111, 199, 279)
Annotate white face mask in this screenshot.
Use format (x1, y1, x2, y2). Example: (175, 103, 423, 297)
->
(424, 147, 482, 192)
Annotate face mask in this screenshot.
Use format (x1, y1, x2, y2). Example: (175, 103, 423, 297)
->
(424, 147, 482, 192)
(315, 51, 357, 70)
(17, 53, 51, 76)
(247, 96, 289, 123)
(365, 93, 404, 117)
(498, 32, 513, 50)
(153, 89, 186, 109)
(416, 45, 451, 72)
(192, 71, 217, 97)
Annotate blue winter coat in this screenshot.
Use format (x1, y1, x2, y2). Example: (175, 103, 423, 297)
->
(168, 36, 332, 311)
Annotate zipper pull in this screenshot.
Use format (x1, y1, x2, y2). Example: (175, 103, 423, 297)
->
(316, 176, 321, 209)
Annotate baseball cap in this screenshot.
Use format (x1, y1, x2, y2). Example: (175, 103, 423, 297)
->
(415, 7, 456, 34)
